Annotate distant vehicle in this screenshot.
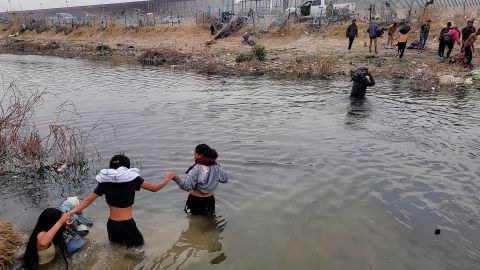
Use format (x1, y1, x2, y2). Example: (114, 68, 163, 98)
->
(51, 13, 79, 26)
(163, 16, 180, 24)
(286, 0, 355, 21)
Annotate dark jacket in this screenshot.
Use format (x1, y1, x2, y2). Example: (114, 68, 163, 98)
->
(346, 24, 358, 38)
(351, 75, 375, 99)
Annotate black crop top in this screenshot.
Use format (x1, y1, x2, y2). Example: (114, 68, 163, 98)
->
(93, 176, 144, 208)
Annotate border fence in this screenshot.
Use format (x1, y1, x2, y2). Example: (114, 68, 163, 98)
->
(2, 0, 480, 32)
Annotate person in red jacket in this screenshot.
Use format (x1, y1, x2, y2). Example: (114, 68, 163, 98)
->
(445, 26, 461, 59)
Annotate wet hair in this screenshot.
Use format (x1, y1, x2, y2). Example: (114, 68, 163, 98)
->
(447, 22, 452, 27)
(23, 208, 68, 270)
(393, 22, 398, 26)
(352, 19, 356, 22)
(109, 154, 130, 169)
(195, 144, 218, 160)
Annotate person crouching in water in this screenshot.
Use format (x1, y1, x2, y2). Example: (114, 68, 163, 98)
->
(69, 154, 176, 248)
(173, 144, 228, 215)
(463, 29, 480, 69)
(350, 67, 375, 99)
(23, 208, 72, 270)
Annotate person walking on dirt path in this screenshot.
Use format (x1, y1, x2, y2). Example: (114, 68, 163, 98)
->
(346, 19, 358, 52)
(438, 22, 452, 60)
(461, 20, 476, 51)
(387, 22, 398, 49)
(463, 29, 480, 69)
(445, 26, 461, 60)
(395, 28, 410, 59)
(419, 19, 431, 50)
(368, 20, 379, 53)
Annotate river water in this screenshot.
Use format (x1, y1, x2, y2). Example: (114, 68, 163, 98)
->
(1, 54, 480, 270)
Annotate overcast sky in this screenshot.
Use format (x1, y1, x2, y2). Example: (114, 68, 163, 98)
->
(0, 0, 141, 11)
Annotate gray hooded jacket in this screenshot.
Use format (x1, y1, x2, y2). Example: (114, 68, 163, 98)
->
(174, 164, 228, 193)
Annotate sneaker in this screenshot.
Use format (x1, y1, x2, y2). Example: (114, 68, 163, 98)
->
(348, 49, 351, 53)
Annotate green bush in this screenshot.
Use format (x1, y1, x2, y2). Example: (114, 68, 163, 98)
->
(251, 45, 266, 61)
(96, 44, 111, 51)
(235, 52, 253, 63)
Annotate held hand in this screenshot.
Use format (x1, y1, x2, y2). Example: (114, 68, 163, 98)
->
(166, 172, 176, 180)
(61, 212, 73, 224)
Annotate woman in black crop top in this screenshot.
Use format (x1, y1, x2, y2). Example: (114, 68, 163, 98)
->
(70, 154, 176, 248)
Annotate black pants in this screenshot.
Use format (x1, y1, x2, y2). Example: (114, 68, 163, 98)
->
(446, 40, 454, 58)
(348, 37, 355, 50)
(185, 194, 215, 215)
(398, 42, 407, 58)
(107, 219, 144, 248)
(438, 39, 446, 57)
(465, 45, 473, 64)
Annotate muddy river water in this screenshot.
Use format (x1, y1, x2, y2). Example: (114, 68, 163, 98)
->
(1, 54, 480, 270)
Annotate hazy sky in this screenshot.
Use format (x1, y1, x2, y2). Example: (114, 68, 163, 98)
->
(0, 0, 142, 11)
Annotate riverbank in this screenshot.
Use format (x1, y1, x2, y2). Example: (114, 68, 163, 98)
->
(0, 21, 476, 89)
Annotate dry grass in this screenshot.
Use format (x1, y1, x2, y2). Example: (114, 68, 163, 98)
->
(267, 23, 306, 40)
(0, 220, 23, 270)
(315, 46, 336, 78)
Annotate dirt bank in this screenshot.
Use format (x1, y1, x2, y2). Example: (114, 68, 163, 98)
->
(0, 21, 475, 88)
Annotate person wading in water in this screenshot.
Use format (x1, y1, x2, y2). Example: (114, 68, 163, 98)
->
(69, 154, 176, 248)
(172, 144, 228, 215)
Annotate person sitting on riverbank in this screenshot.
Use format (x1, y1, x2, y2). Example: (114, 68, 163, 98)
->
(172, 144, 228, 215)
(23, 208, 72, 270)
(69, 154, 176, 248)
(463, 28, 480, 69)
(438, 22, 452, 60)
(350, 67, 375, 99)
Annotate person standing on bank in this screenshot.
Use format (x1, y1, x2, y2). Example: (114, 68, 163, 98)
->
(368, 19, 379, 53)
(419, 19, 431, 50)
(69, 154, 176, 248)
(463, 29, 480, 69)
(438, 22, 452, 60)
(346, 19, 358, 52)
(173, 144, 228, 215)
(387, 22, 398, 49)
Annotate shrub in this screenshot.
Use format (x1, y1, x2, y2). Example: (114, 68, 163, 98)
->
(235, 52, 253, 63)
(251, 45, 267, 61)
(96, 44, 111, 51)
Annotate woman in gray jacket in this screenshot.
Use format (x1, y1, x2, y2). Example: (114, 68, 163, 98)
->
(174, 144, 228, 215)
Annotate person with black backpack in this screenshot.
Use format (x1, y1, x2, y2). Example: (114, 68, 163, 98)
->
(438, 22, 452, 61)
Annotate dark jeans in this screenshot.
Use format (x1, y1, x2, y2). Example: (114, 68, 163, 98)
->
(446, 40, 454, 58)
(398, 42, 407, 58)
(107, 218, 144, 248)
(465, 45, 473, 64)
(438, 39, 446, 57)
(185, 194, 215, 215)
(348, 37, 355, 50)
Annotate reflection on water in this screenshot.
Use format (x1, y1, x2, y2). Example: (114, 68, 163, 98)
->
(152, 215, 226, 269)
(1, 54, 480, 269)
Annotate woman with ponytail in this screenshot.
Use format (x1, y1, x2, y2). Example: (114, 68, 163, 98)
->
(23, 208, 72, 270)
(173, 144, 228, 215)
